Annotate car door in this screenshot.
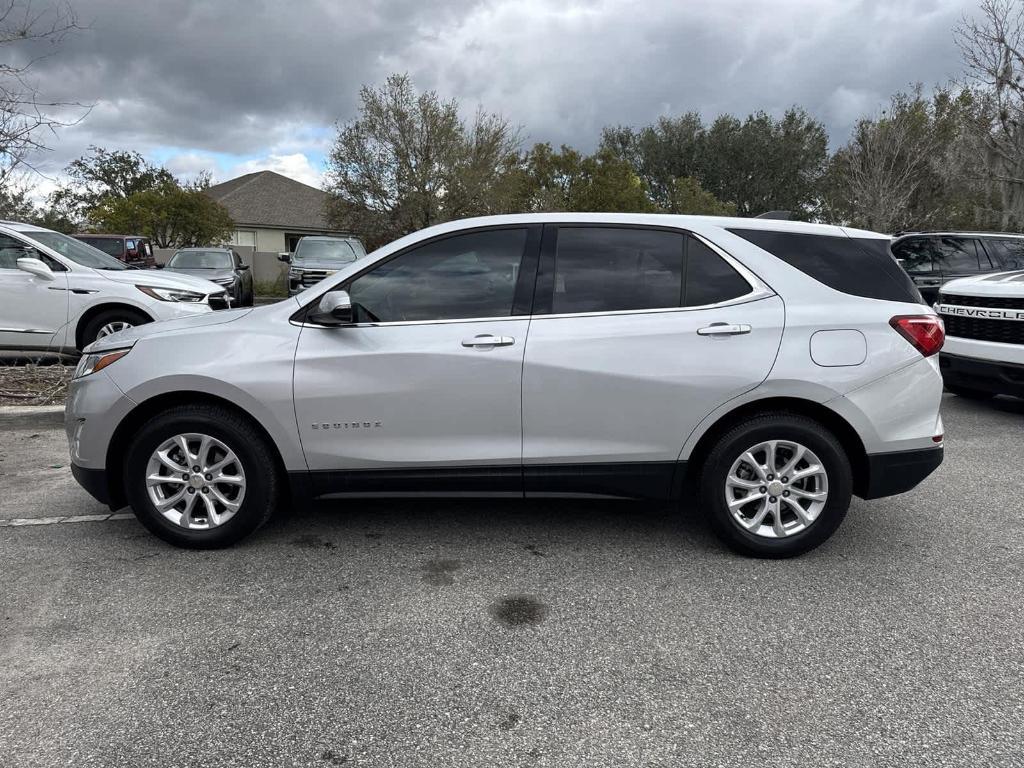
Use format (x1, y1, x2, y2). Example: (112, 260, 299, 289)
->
(0, 234, 69, 351)
(292, 225, 541, 495)
(521, 225, 784, 499)
(891, 237, 942, 304)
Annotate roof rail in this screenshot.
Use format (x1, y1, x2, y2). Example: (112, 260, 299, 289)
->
(754, 210, 791, 220)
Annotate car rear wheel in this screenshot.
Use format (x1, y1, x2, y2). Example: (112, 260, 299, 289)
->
(698, 413, 853, 558)
(80, 308, 150, 349)
(123, 404, 282, 548)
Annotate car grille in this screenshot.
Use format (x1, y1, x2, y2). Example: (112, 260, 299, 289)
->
(941, 315, 1024, 344)
(208, 292, 230, 310)
(938, 292, 1024, 310)
(300, 270, 332, 288)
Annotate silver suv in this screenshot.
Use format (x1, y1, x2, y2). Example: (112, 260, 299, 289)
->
(67, 214, 945, 557)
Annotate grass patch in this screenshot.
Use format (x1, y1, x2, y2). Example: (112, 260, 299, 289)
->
(0, 363, 72, 406)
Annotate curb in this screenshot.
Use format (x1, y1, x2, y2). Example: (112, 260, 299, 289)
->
(0, 405, 65, 428)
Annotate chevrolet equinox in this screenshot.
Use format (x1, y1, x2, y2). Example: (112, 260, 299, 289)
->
(67, 214, 945, 557)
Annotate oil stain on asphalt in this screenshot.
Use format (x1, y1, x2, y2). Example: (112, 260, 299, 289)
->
(422, 559, 462, 586)
(489, 595, 549, 627)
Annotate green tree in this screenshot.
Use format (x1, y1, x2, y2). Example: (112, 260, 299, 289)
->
(91, 185, 234, 248)
(326, 74, 522, 248)
(513, 143, 656, 213)
(49, 146, 177, 228)
(666, 176, 736, 216)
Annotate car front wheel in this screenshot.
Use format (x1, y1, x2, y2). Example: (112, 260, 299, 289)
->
(698, 413, 853, 558)
(80, 307, 150, 349)
(123, 404, 282, 548)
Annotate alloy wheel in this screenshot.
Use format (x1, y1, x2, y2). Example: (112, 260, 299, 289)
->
(724, 439, 829, 538)
(145, 433, 247, 529)
(97, 321, 134, 338)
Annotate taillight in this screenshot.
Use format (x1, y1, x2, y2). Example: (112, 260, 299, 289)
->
(890, 315, 944, 357)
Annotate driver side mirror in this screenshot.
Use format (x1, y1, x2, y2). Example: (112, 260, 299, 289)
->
(308, 290, 353, 326)
(278, 252, 291, 263)
(16, 256, 55, 281)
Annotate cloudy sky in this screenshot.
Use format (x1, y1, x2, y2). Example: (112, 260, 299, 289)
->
(15, 0, 975, 193)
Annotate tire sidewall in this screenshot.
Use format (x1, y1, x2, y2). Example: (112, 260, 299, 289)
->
(701, 417, 853, 558)
(124, 411, 273, 548)
(82, 308, 148, 349)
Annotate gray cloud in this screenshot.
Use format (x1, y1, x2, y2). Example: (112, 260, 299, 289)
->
(13, 0, 972, 182)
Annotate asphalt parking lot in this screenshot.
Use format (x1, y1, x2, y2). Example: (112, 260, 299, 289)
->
(1, 394, 1022, 767)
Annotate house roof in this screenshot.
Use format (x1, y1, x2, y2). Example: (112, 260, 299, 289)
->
(204, 170, 342, 232)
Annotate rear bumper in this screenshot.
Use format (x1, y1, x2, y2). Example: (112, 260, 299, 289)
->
(859, 446, 943, 499)
(71, 463, 112, 506)
(939, 352, 1024, 398)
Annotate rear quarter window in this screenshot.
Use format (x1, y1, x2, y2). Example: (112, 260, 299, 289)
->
(728, 229, 923, 304)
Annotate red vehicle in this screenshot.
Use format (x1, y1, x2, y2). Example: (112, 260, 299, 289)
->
(72, 234, 156, 268)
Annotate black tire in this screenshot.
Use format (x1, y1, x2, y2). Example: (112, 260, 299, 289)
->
(698, 413, 853, 558)
(945, 383, 994, 400)
(123, 404, 282, 548)
(79, 307, 150, 350)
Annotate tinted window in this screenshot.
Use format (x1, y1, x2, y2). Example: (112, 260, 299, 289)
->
(78, 237, 124, 257)
(552, 227, 684, 313)
(348, 229, 527, 322)
(729, 229, 923, 304)
(891, 238, 936, 273)
(933, 237, 980, 271)
(684, 237, 751, 306)
(988, 239, 1024, 269)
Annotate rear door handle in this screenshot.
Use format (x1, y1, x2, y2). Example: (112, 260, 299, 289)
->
(697, 323, 752, 337)
(462, 334, 515, 348)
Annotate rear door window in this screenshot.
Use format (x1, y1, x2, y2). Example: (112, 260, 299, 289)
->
(729, 228, 922, 304)
(683, 237, 751, 306)
(550, 227, 685, 314)
(932, 237, 980, 272)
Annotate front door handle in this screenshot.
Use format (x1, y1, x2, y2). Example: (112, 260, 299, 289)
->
(697, 323, 752, 337)
(462, 334, 515, 348)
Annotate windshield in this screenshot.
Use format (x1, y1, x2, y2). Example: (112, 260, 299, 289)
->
(22, 231, 128, 270)
(294, 238, 359, 263)
(168, 250, 232, 269)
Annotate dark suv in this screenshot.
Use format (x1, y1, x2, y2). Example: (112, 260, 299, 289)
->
(73, 234, 156, 268)
(891, 232, 1024, 304)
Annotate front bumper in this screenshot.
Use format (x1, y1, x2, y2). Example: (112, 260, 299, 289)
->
(939, 352, 1024, 398)
(71, 463, 111, 505)
(859, 446, 944, 499)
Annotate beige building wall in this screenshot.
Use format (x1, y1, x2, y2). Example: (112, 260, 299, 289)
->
(228, 227, 288, 254)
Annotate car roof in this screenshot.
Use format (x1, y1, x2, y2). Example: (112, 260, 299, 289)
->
(72, 233, 147, 239)
(299, 235, 361, 241)
(893, 231, 1024, 240)
(399, 213, 888, 240)
(174, 246, 231, 251)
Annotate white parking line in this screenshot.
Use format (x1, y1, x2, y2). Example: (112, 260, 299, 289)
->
(0, 512, 135, 527)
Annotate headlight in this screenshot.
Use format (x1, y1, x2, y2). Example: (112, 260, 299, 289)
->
(136, 284, 206, 303)
(74, 347, 132, 379)
(213, 276, 236, 286)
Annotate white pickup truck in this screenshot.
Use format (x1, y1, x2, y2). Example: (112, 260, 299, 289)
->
(935, 270, 1024, 399)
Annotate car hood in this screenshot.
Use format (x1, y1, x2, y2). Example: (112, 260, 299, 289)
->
(163, 267, 236, 282)
(84, 307, 254, 353)
(940, 270, 1024, 298)
(291, 258, 356, 272)
(100, 267, 225, 295)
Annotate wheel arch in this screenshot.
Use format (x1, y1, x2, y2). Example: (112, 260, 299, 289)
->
(75, 303, 154, 351)
(103, 391, 290, 510)
(683, 396, 870, 498)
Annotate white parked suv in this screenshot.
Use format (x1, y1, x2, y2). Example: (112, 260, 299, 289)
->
(66, 214, 945, 557)
(935, 270, 1024, 400)
(0, 221, 229, 355)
